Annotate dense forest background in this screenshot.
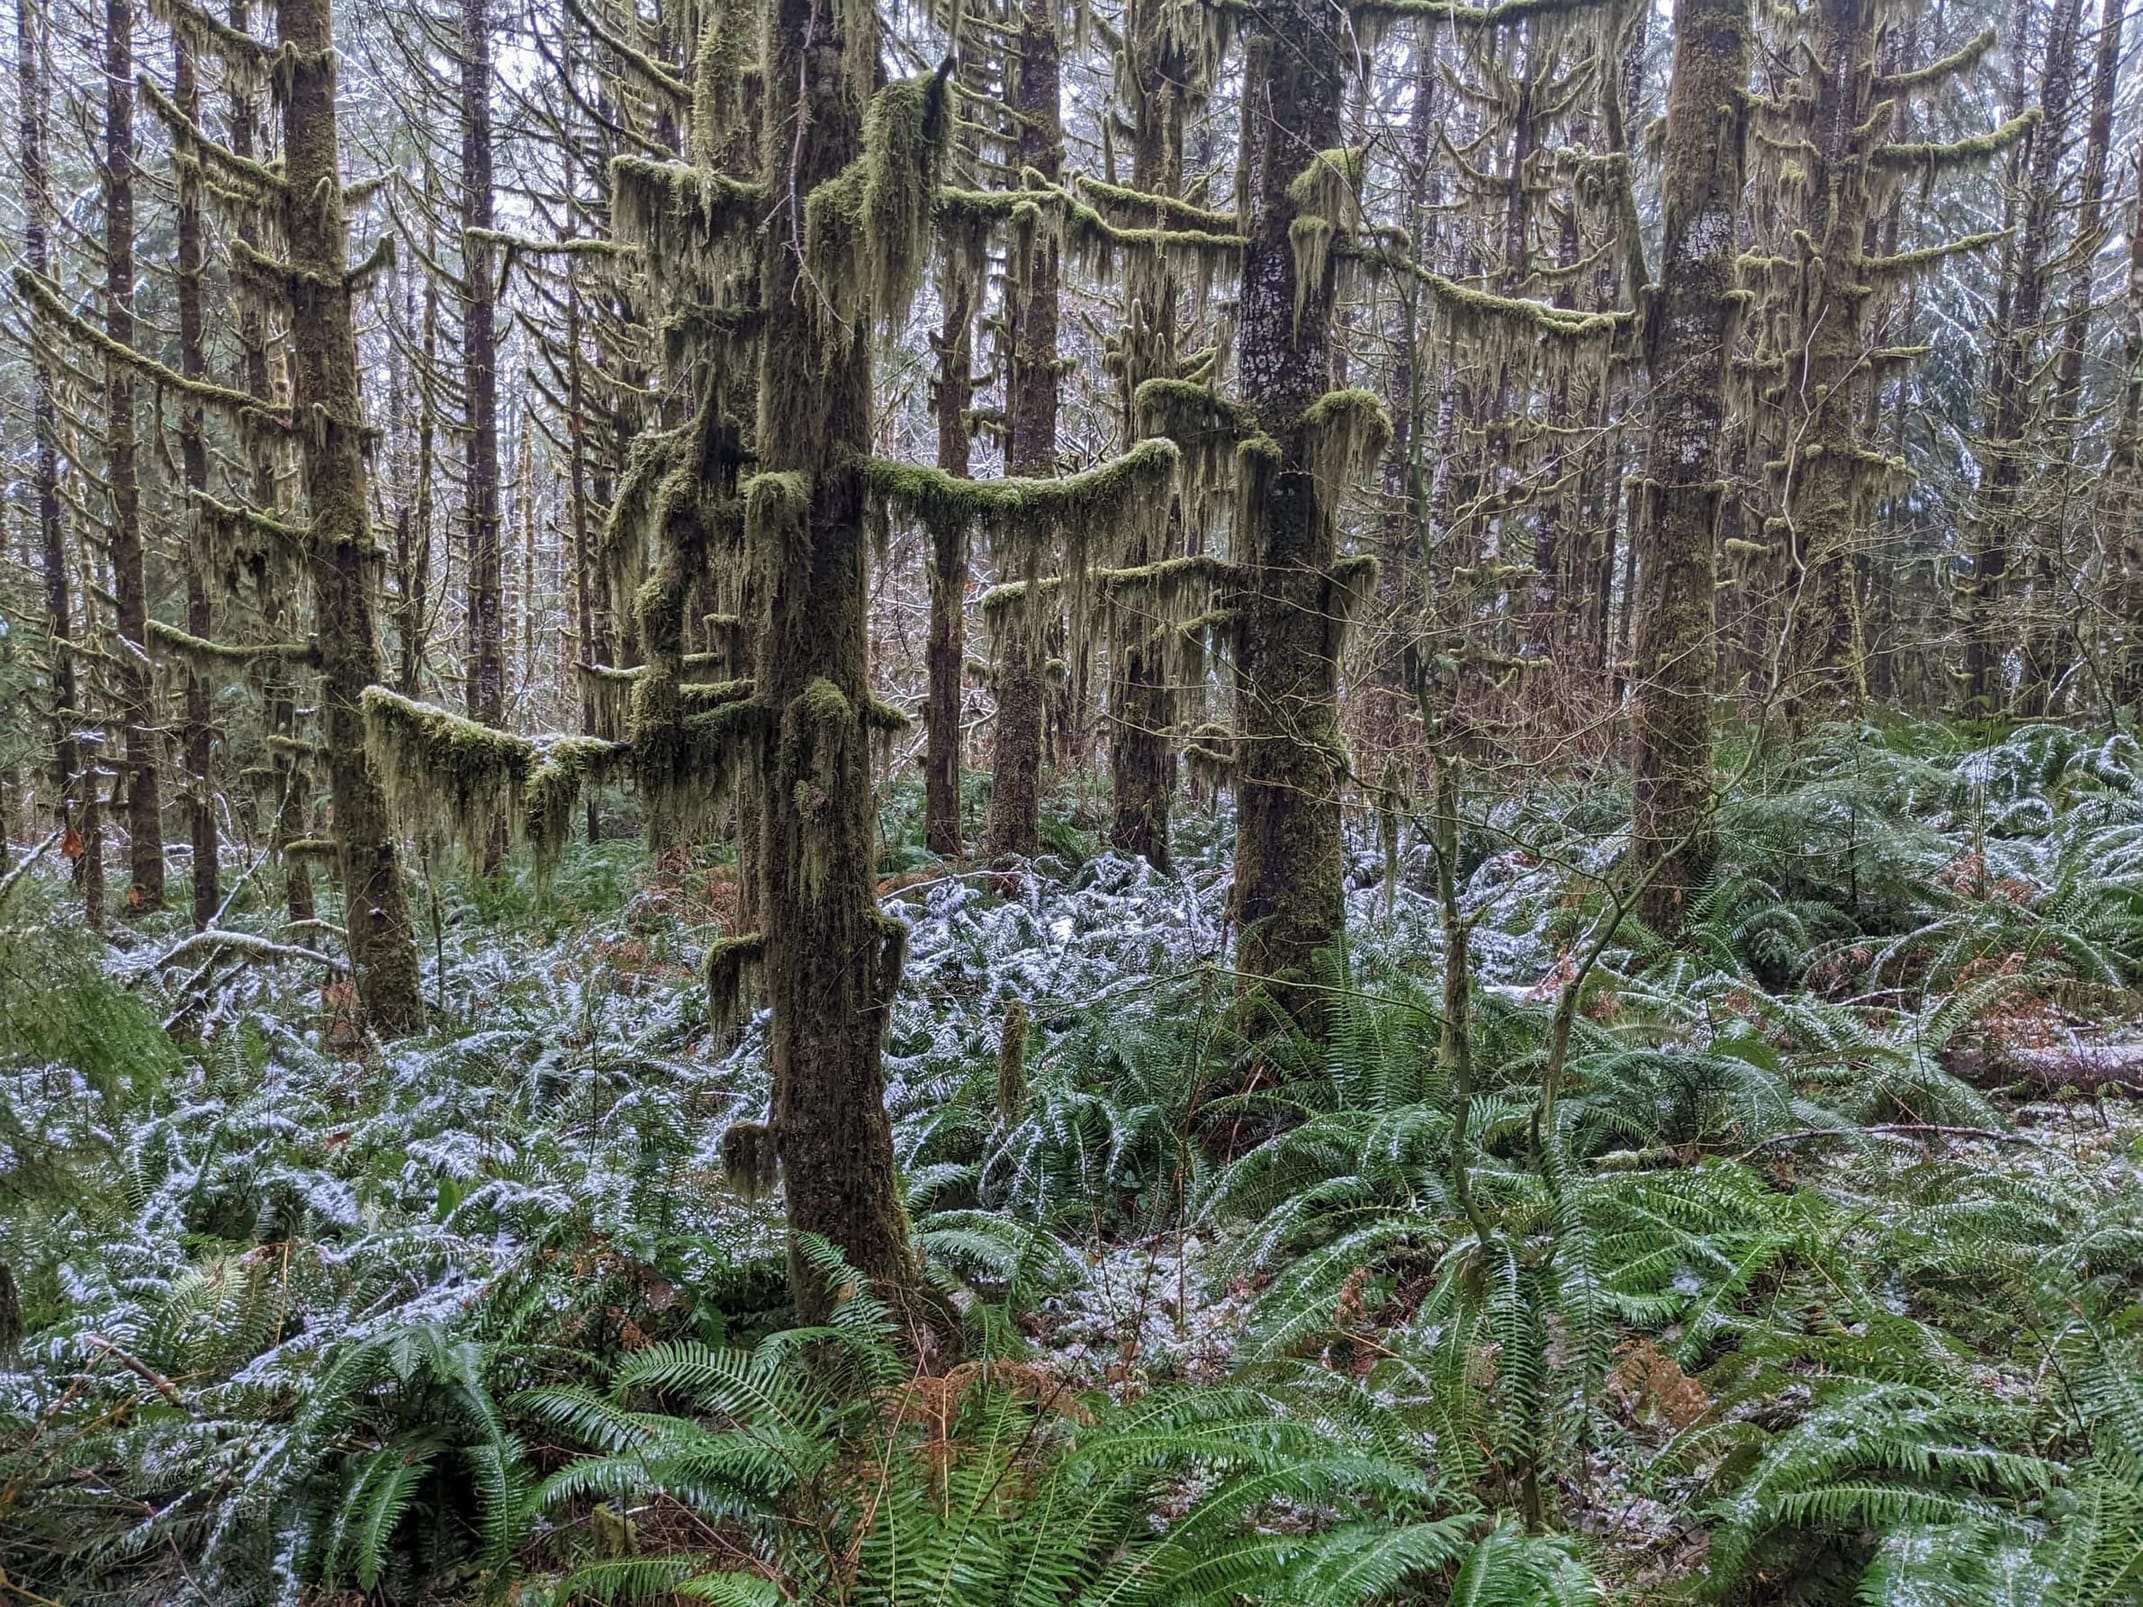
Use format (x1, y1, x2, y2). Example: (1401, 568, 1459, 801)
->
(7, 0, 2143, 1599)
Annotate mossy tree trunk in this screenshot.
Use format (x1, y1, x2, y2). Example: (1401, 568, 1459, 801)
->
(1106, 0, 1187, 874)
(106, 0, 165, 913)
(1966, 0, 2082, 720)
(1629, 0, 1748, 936)
(2039, 0, 2120, 714)
(2105, 152, 2143, 713)
(279, 0, 425, 1032)
(984, 0, 1062, 863)
(749, 0, 930, 1327)
(227, 2, 317, 926)
(175, 28, 218, 930)
(461, 0, 506, 738)
(19, 0, 78, 901)
(1775, 0, 1877, 718)
(925, 273, 974, 858)
(1229, 14, 1351, 1037)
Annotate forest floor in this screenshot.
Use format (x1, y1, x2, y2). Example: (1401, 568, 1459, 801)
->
(6, 721, 2143, 1603)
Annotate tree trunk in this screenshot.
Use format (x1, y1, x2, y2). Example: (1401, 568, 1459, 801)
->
(175, 28, 218, 930)
(1106, 0, 1186, 874)
(1777, 0, 1879, 717)
(462, 0, 505, 734)
(2032, 0, 2120, 713)
(278, 0, 425, 1033)
(2106, 156, 2143, 713)
(18, 0, 79, 911)
(227, 0, 315, 927)
(1230, 11, 1350, 1035)
(1965, 0, 2082, 719)
(750, 0, 930, 1327)
(106, 0, 164, 912)
(1630, 0, 1749, 936)
(984, 0, 1062, 863)
(924, 274, 973, 858)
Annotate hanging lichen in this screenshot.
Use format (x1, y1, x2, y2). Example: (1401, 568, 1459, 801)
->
(718, 1117, 780, 1200)
(704, 931, 765, 1045)
(802, 66, 954, 348)
(362, 689, 623, 881)
(1300, 388, 1393, 534)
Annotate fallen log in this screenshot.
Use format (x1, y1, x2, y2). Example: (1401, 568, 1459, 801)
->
(1949, 1038, 2143, 1095)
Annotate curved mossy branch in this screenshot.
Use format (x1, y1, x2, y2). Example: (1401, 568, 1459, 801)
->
(704, 931, 764, 1045)
(1874, 27, 1996, 96)
(610, 157, 766, 308)
(560, 0, 690, 102)
(1350, 0, 1619, 25)
(867, 436, 1179, 551)
(15, 269, 278, 422)
(147, 619, 316, 669)
(145, 0, 275, 79)
(1301, 388, 1392, 524)
(1874, 110, 2040, 179)
(936, 177, 1246, 284)
(1076, 173, 1241, 234)
(191, 490, 307, 550)
(1413, 266, 1631, 344)
(361, 687, 627, 880)
(1860, 229, 2007, 288)
(138, 75, 284, 205)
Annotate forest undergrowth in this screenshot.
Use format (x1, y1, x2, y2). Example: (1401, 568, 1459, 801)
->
(6, 720, 2143, 1605)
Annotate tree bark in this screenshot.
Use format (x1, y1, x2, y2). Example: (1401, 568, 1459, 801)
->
(106, 0, 164, 912)
(1230, 12, 1349, 1036)
(175, 28, 218, 930)
(1777, 0, 1880, 717)
(461, 0, 505, 734)
(278, 0, 425, 1032)
(749, 0, 931, 1327)
(1630, 0, 1749, 936)
(1106, 0, 1187, 874)
(1965, 0, 2082, 719)
(228, 0, 315, 927)
(924, 274, 973, 858)
(984, 0, 1062, 863)
(18, 0, 81, 915)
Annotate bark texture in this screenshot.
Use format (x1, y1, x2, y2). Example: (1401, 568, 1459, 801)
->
(984, 0, 1062, 862)
(176, 29, 218, 930)
(106, 0, 164, 911)
(747, 0, 937, 1327)
(1229, 14, 1351, 1035)
(1630, 0, 1749, 935)
(462, 0, 505, 732)
(279, 0, 425, 1032)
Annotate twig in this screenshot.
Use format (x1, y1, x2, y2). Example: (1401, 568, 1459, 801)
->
(0, 831, 63, 915)
(80, 1333, 185, 1406)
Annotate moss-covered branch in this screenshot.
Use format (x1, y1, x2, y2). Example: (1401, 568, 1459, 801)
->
(867, 436, 1179, 550)
(560, 0, 689, 101)
(1076, 173, 1240, 234)
(1861, 229, 2007, 286)
(804, 67, 954, 338)
(704, 932, 765, 1045)
(1352, 0, 1618, 26)
(15, 270, 277, 419)
(1875, 111, 2040, 176)
(1874, 27, 1996, 95)
(147, 619, 316, 668)
(362, 687, 626, 878)
(139, 76, 285, 204)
